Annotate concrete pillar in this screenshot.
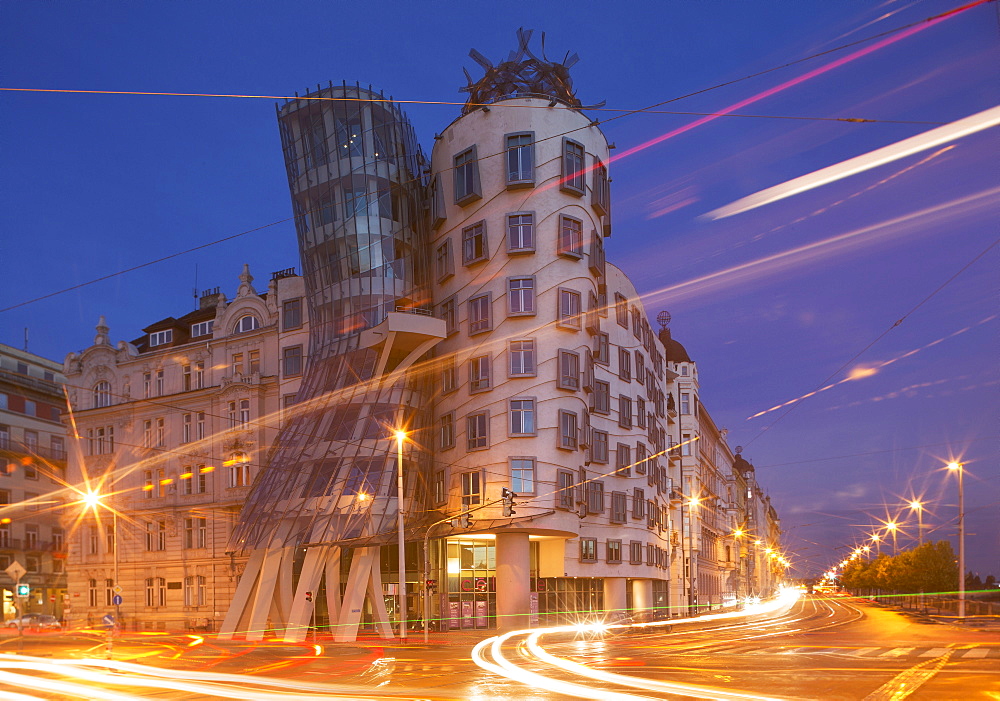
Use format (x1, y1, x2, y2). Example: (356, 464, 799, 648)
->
(603, 577, 628, 623)
(496, 533, 530, 632)
(631, 578, 653, 622)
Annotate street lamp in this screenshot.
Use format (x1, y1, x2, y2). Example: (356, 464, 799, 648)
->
(393, 429, 408, 641)
(685, 495, 702, 615)
(947, 462, 965, 621)
(885, 521, 899, 556)
(81, 489, 119, 655)
(908, 501, 924, 547)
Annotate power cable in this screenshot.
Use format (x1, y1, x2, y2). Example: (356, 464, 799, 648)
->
(1, 2, 987, 314)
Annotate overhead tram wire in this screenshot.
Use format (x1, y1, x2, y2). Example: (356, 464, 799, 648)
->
(741, 236, 1000, 450)
(1, 2, 987, 315)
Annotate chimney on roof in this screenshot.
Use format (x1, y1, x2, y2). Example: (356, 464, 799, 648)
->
(200, 287, 222, 310)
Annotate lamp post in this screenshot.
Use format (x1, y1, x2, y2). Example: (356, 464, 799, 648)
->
(394, 430, 408, 641)
(908, 501, 924, 547)
(885, 521, 899, 556)
(947, 462, 965, 621)
(685, 495, 701, 616)
(82, 490, 119, 655)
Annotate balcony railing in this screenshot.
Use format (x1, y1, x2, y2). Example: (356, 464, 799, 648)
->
(0, 437, 67, 461)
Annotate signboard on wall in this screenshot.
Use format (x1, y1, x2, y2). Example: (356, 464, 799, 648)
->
(529, 592, 539, 626)
(475, 600, 487, 628)
(461, 601, 473, 628)
(448, 600, 460, 630)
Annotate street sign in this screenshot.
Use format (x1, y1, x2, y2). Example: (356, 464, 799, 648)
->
(112, 595, 123, 606)
(4, 560, 26, 582)
(102, 613, 115, 628)
(112, 585, 123, 594)
(16, 583, 29, 597)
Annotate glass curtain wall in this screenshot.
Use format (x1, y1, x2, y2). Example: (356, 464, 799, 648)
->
(231, 83, 433, 556)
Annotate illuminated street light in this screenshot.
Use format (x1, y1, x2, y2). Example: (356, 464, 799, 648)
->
(908, 500, 925, 547)
(885, 521, 899, 556)
(685, 495, 702, 615)
(393, 429, 408, 641)
(947, 462, 965, 621)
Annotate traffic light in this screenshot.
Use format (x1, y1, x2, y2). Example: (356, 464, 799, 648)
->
(16, 583, 29, 597)
(305, 590, 313, 603)
(501, 487, 517, 518)
(451, 511, 472, 528)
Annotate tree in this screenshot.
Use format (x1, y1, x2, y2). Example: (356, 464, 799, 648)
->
(910, 541, 958, 595)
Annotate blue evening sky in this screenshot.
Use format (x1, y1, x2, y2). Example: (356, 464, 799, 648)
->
(2, 0, 997, 576)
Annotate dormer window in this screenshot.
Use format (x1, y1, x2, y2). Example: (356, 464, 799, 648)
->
(191, 320, 214, 337)
(149, 330, 172, 347)
(233, 315, 260, 334)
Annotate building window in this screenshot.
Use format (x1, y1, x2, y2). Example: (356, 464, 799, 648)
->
(196, 412, 206, 440)
(145, 577, 166, 608)
(282, 299, 302, 330)
(228, 452, 250, 487)
(637, 397, 647, 429)
(454, 146, 482, 205)
(561, 138, 586, 195)
(647, 544, 656, 565)
(233, 315, 260, 334)
(191, 320, 214, 337)
(509, 399, 536, 437)
(592, 379, 611, 415)
(635, 352, 645, 386)
(468, 294, 492, 335)
(442, 356, 457, 393)
(587, 481, 605, 516)
(430, 173, 446, 229)
(461, 471, 481, 506)
(182, 413, 192, 443)
(462, 220, 488, 265)
(558, 215, 584, 259)
(155, 369, 164, 396)
(580, 537, 598, 562)
(557, 288, 582, 329)
(619, 347, 632, 382)
(611, 491, 627, 523)
(557, 470, 575, 509)
(505, 132, 534, 187)
(229, 400, 250, 429)
(680, 392, 691, 415)
(88, 578, 98, 607)
(507, 276, 535, 316)
(248, 349, 260, 375)
(93, 381, 111, 408)
(592, 159, 610, 216)
(184, 575, 207, 607)
(593, 332, 610, 365)
(557, 349, 580, 391)
(607, 539, 622, 564)
(436, 239, 454, 282)
(433, 470, 446, 503)
(143, 372, 152, 398)
(591, 429, 609, 464)
(155, 417, 165, 447)
(682, 433, 693, 456)
(184, 517, 207, 549)
(508, 339, 536, 377)
(510, 457, 535, 494)
(617, 443, 632, 477)
(231, 353, 244, 376)
(149, 330, 172, 347)
(633, 488, 646, 520)
(142, 470, 153, 498)
(467, 412, 489, 451)
(619, 395, 633, 429)
(52, 527, 64, 550)
(194, 361, 204, 389)
(439, 413, 455, 450)
(469, 355, 491, 393)
(557, 409, 578, 451)
(507, 212, 534, 253)
(283, 345, 303, 377)
(440, 297, 457, 335)
(615, 293, 628, 328)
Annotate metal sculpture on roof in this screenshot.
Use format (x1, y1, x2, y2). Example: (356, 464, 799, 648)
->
(461, 28, 604, 113)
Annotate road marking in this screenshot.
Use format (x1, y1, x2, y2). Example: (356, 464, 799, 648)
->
(878, 648, 915, 657)
(918, 648, 949, 657)
(852, 647, 881, 656)
(960, 648, 988, 658)
(862, 649, 955, 701)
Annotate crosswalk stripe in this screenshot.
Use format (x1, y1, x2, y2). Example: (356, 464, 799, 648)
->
(879, 648, 916, 657)
(960, 648, 989, 658)
(918, 648, 950, 657)
(852, 647, 881, 656)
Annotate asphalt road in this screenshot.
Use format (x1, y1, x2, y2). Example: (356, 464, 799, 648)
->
(1, 594, 997, 699)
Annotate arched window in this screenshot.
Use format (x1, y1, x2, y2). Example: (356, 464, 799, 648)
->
(233, 315, 260, 334)
(93, 381, 111, 408)
(228, 451, 251, 487)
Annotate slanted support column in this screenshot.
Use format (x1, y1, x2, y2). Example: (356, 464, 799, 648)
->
(603, 577, 628, 623)
(496, 533, 530, 632)
(631, 578, 653, 622)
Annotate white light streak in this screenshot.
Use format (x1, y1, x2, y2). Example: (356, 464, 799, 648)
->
(705, 105, 1000, 219)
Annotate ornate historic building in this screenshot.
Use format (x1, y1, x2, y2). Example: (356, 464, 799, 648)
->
(0, 344, 68, 622)
(62, 267, 308, 631)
